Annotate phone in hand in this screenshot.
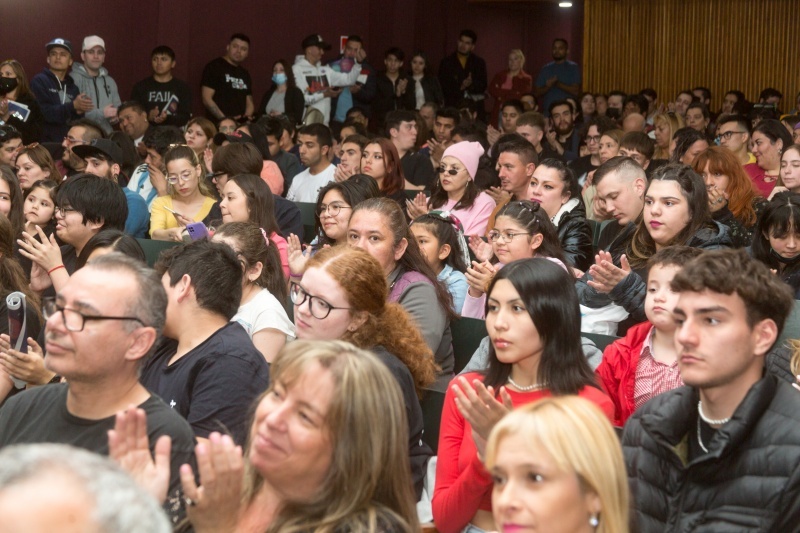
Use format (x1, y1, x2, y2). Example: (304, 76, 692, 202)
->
(6, 292, 27, 390)
(186, 222, 209, 241)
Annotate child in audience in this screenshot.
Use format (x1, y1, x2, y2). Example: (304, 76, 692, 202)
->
(751, 191, 800, 298)
(411, 211, 469, 313)
(22, 179, 57, 236)
(596, 246, 701, 426)
(462, 199, 568, 319)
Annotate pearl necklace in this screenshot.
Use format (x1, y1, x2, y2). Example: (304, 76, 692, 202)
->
(507, 376, 547, 392)
(697, 401, 731, 426)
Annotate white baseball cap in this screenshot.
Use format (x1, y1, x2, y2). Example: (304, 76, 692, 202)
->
(82, 35, 106, 51)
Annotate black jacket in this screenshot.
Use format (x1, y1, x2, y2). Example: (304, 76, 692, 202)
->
(554, 200, 593, 272)
(437, 52, 487, 108)
(257, 85, 305, 126)
(414, 75, 444, 107)
(622, 375, 800, 532)
(6, 92, 44, 144)
(372, 73, 415, 131)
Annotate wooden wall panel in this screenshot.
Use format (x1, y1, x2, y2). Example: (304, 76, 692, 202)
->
(583, 0, 800, 112)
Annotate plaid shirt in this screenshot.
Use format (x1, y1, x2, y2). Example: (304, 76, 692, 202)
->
(633, 327, 684, 410)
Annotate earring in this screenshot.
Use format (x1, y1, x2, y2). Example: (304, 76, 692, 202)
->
(589, 514, 599, 528)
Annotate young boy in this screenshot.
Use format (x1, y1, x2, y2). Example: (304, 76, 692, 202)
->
(596, 246, 701, 426)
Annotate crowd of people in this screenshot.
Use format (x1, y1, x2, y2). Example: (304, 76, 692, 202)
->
(1, 25, 800, 533)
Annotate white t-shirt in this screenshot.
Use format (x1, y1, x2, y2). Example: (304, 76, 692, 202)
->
(285, 163, 335, 203)
(232, 289, 295, 341)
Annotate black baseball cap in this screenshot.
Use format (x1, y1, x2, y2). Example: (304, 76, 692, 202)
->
(46, 38, 73, 55)
(301, 34, 331, 51)
(213, 130, 254, 147)
(72, 138, 123, 165)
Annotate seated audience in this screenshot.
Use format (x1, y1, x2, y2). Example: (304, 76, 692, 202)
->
(142, 240, 269, 445)
(691, 146, 767, 247)
(433, 258, 613, 533)
(213, 222, 292, 363)
(597, 246, 701, 426)
(746, 119, 794, 198)
(286, 123, 335, 203)
(623, 249, 800, 531)
(127, 125, 185, 210)
(348, 197, 456, 390)
(669, 126, 708, 166)
(361, 137, 407, 206)
(751, 191, 800, 297)
(652, 111, 684, 160)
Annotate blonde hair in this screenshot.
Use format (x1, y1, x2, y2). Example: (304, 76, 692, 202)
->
(509, 49, 525, 66)
(245, 340, 419, 533)
(485, 397, 630, 533)
(653, 112, 686, 160)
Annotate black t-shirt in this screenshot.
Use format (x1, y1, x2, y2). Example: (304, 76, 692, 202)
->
(569, 155, 597, 185)
(401, 151, 435, 189)
(140, 322, 269, 445)
(200, 57, 252, 118)
(0, 383, 196, 509)
(372, 346, 432, 500)
(131, 76, 193, 127)
(539, 143, 565, 164)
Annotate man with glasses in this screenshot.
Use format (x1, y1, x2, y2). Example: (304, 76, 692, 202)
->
(0, 253, 197, 511)
(30, 38, 94, 142)
(73, 138, 149, 237)
(0, 125, 22, 167)
(141, 240, 269, 446)
(17, 173, 127, 293)
(58, 118, 104, 177)
(716, 114, 753, 166)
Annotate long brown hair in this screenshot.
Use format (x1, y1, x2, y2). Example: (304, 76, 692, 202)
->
(0, 166, 24, 237)
(692, 146, 760, 226)
(15, 145, 60, 188)
(306, 246, 437, 396)
(0, 59, 31, 98)
(365, 138, 405, 197)
(247, 341, 419, 533)
(0, 213, 40, 314)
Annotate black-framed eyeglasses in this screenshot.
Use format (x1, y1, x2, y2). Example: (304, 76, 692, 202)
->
(207, 171, 226, 181)
(43, 298, 146, 332)
(715, 131, 746, 142)
(438, 167, 463, 175)
(586, 135, 602, 143)
(487, 230, 532, 242)
(289, 282, 350, 320)
(63, 135, 87, 146)
(317, 202, 352, 217)
(54, 206, 77, 216)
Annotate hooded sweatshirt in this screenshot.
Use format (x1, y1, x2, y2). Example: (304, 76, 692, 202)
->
(292, 55, 362, 126)
(70, 62, 121, 135)
(29, 68, 80, 142)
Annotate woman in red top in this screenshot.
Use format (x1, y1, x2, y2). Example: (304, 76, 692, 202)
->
(488, 50, 533, 128)
(432, 258, 613, 533)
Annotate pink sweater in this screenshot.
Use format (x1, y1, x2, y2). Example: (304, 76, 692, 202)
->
(438, 192, 496, 237)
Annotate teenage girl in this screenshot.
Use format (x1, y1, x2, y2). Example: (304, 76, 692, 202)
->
(410, 211, 469, 313)
(462, 199, 568, 319)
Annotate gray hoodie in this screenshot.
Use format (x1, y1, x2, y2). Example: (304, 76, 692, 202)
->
(70, 62, 121, 134)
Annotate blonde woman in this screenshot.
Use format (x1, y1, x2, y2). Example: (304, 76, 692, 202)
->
(652, 112, 684, 160)
(485, 396, 630, 533)
(488, 49, 532, 129)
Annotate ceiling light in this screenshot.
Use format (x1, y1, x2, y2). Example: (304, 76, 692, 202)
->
(559, 2, 573, 6)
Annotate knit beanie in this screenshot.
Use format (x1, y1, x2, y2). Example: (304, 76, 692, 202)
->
(442, 141, 484, 180)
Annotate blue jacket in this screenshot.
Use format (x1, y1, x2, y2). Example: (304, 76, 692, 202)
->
(123, 188, 150, 238)
(29, 68, 81, 142)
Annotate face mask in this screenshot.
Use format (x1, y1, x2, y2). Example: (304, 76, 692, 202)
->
(272, 73, 287, 85)
(770, 247, 800, 266)
(0, 77, 18, 95)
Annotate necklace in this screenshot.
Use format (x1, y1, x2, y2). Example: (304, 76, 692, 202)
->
(697, 417, 709, 453)
(697, 401, 730, 426)
(507, 376, 547, 392)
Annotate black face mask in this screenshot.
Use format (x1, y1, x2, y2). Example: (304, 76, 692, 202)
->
(606, 107, 621, 119)
(0, 77, 18, 95)
(770, 247, 800, 266)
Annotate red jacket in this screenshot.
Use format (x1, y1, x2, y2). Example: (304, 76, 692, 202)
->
(596, 321, 653, 427)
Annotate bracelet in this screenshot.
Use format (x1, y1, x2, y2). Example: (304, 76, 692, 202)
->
(47, 264, 66, 275)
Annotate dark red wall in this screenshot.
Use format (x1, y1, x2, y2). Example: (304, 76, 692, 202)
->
(0, 0, 583, 117)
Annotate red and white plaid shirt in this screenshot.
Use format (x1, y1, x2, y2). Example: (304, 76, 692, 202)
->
(633, 326, 684, 411)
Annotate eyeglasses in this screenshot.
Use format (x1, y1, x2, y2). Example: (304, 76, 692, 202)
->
(438, 167, 463, 175)
(54, 206, 77, 216)
(317, 202, 352, 217)
(487, 230, 532, 242)
(207, 171, 226, 181)
(43, 298, 145, 332)
(715, 131, 746, 142)
(167, 171, 195, 184)
(63, 135, 87, 146)
(586, 135, 602, 143)
(289, 282, 350, 320)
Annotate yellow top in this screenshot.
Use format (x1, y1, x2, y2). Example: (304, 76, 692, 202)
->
(149, 195, 216, 237)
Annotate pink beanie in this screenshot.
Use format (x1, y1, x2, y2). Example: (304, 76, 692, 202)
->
(442, 141, 484, 180)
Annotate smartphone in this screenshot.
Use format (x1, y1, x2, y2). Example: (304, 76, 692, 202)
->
(164, 206, 183, 217)
(6, 292, 27, 389)
(186, 222, 209, 241)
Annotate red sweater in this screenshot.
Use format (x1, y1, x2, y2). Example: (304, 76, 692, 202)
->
(595, 321, 653, 427)
(432, 372, 614, 533)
